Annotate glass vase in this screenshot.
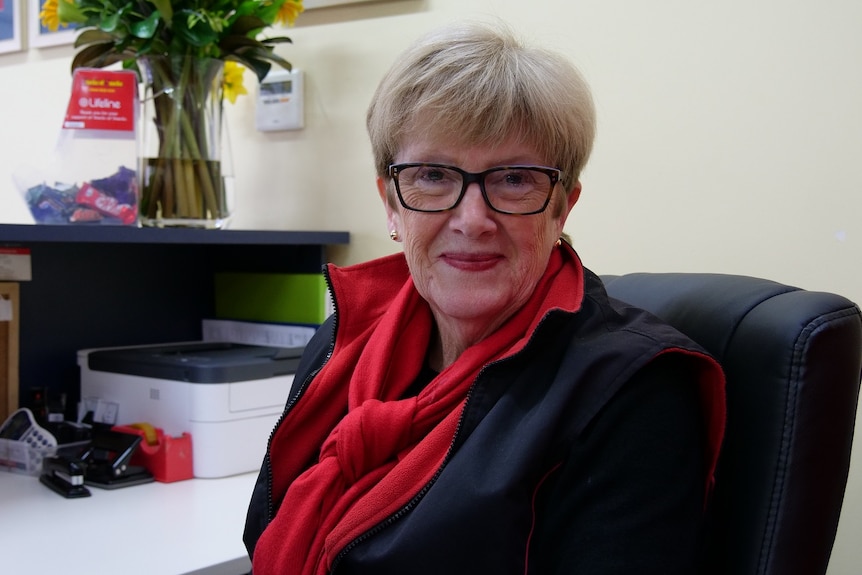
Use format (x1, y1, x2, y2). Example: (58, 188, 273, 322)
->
(138, 56, 232, 229)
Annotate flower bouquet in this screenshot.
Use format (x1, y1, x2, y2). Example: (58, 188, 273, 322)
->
(44, 0, 304, 227)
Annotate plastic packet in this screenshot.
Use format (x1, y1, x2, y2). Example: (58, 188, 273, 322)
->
(14, 69, 140, 225)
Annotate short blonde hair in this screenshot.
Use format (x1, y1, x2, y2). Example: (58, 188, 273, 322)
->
(366, 21, 596, 196)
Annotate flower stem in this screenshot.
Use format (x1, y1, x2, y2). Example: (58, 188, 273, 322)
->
(140, 56, 227, 224)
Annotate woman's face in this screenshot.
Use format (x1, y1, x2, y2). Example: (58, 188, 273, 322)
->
(378, 135, 581, 339)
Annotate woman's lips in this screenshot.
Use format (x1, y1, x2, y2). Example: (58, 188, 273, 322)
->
(441, 252, 503, 272)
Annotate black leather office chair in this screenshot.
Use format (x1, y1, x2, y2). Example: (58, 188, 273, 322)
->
(601, 272, 862, 575)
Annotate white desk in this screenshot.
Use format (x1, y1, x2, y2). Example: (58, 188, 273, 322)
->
(0, 470, 256, 575)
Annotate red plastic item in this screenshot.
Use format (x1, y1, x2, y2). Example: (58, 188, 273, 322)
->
(112, 425, 194, 483)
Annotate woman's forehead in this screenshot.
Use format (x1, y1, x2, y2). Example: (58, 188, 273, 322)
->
(397, 118, 544, 161)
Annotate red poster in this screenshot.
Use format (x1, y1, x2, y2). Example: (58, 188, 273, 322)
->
(63, 69, 138, 132)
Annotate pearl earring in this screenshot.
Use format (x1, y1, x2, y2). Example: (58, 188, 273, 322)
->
(389, 230, 399, 241)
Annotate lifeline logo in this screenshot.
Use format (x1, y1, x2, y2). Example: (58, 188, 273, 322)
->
(79, 96, 122, 109)
(64, 69, 137, 132)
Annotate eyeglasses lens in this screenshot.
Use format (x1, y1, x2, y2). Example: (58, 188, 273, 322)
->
(394, 165, 554, 214)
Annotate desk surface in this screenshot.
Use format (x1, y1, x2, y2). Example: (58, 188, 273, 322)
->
(0, 470, 256, 575)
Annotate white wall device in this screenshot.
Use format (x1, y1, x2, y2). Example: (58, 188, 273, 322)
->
(256, 68, 304, 132)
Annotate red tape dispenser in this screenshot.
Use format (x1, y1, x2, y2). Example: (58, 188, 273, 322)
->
(112, 423, 193, 483)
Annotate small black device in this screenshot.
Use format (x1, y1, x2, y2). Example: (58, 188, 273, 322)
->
(79, 428, 154, 489)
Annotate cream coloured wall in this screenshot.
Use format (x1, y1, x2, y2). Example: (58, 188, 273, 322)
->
(1, 0, 860, 571)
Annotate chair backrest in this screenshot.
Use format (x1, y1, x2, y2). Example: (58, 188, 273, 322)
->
(601, 272, 862, 575)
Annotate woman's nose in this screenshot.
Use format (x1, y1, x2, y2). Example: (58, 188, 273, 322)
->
(450, 182, 497, 235)
(459, 182, 492, 212)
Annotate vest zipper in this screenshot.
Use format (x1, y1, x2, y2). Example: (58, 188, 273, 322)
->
(327, 369, 483, 573)
(326, 311, 564, 572)
(265, 265, 339, 524)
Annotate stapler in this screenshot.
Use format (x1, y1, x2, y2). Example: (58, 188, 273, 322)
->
(40, 456, 91, 498)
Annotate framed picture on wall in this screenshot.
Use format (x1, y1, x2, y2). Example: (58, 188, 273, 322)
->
(28, 0, 79, 47)
(0, 0, 23, 54)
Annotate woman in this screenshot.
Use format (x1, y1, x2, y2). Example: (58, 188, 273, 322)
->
(245, 21, 725, 574)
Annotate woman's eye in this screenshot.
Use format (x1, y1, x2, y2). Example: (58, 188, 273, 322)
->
(504, 173, 525, 186)
(489, 170, 528, 188)
(417, 168, 454, 184)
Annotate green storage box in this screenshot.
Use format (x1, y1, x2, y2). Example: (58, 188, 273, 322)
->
(214, 272, 330, 325)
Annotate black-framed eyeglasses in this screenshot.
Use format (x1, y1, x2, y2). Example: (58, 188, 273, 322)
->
(388, 163, 562, 215)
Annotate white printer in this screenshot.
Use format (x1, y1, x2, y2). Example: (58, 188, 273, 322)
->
(79, 342, 302, 478)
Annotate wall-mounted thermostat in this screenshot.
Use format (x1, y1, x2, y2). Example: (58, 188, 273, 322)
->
(256, 69, 304, 132)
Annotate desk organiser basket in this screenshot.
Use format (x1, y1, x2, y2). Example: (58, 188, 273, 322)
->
(0, 438, 55, 475)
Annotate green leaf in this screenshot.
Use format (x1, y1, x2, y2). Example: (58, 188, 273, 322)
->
(99, 11, 121, 33)
(218, 34, 260, 53)
(136, 35, 158, 56)
(147, 0, 173, 22)
(73, 29, 116, 49)
(70, 43, 128, 71)
(57, 0, 88, 24)
(259, 36, 294, 46)
(228, 15, 268, 37)
(130, 10, 161, 39)
(233, 44, 292, 81)
(254, 1, 282, 25)
(228, 53, 271, 82)
(173, 10, 219, 48)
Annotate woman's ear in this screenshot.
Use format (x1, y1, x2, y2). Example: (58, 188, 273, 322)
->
(557, 181, 582, 229)
(376, 175, 388, 204)
(378, 176, 401, 238)
(566, 182, 582, 212)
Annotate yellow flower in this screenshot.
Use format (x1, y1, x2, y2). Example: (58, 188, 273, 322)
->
(39, 0, 69, 32)
(276, 0, 305, 27)
(223, 61, 248, 104)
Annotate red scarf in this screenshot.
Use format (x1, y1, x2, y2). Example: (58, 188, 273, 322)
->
(252, 247, 584, 575)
